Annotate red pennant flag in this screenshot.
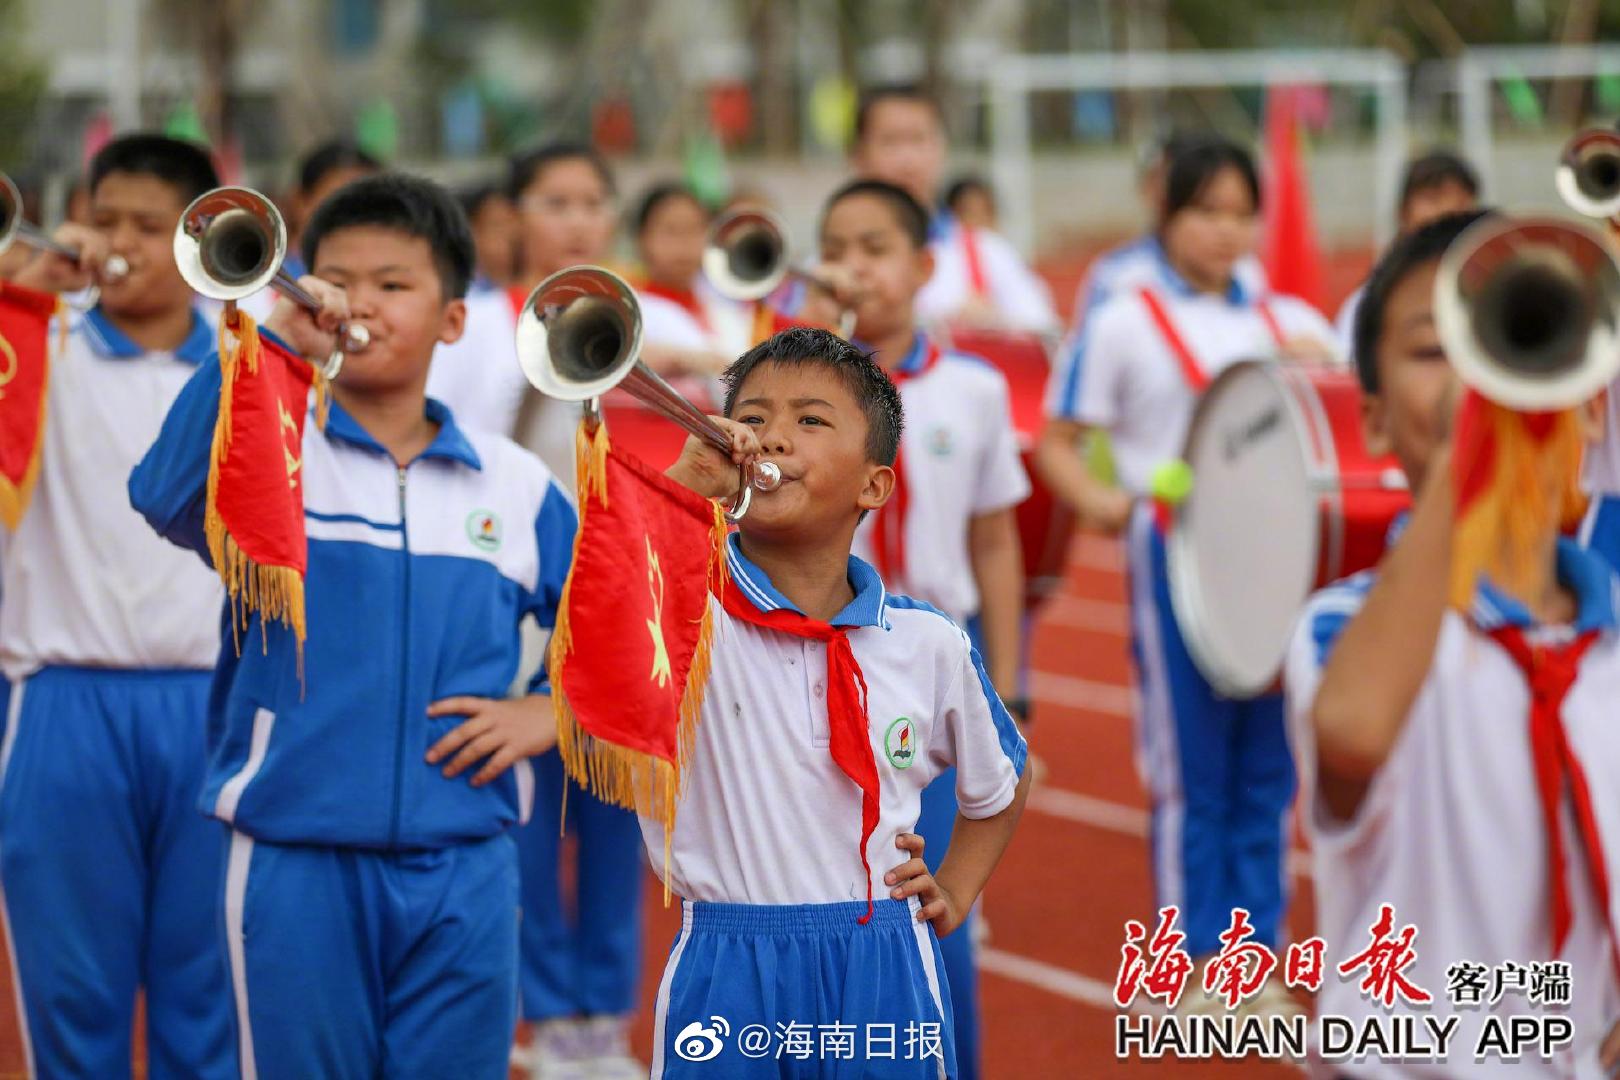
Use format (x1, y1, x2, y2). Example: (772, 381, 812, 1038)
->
(549, 419, 729, 880)
(1449, 390, 1587, 610)
(1261, 86, 1324, 309)
(0, 282, 63, 529)
(206, 312, 326, 662)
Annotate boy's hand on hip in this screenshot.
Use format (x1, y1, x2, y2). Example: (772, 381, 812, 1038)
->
(425, 694, 557, 787)
(886, 833, 966, 937)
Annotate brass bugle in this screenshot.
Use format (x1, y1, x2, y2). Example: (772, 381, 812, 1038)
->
(0, 172, 128, 281)
(174, 186, 369, 377)
(1556, 129, 1620, 221)
(1434, 213, 1620, 410)
(703, 208, 850, 302)
(514, 265, 781, 520)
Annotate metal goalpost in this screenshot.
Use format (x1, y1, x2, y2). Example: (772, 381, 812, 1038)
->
(985, 48, 1410, 258)
(1455, 44, 1620, 197)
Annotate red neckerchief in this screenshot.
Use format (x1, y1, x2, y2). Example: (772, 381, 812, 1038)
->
(1485, 625, 1620, 980)
(870, 336, 942, 588)
(719, 574, 882, 924)
(640, 281, 711, 332)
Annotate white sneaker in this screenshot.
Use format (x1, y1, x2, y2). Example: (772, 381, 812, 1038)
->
(577, 1015, 645, 1080)
(529, 1018, 596, 1080)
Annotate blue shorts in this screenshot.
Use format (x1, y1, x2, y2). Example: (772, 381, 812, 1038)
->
(652, 898, 956, 1078)
(223, 830, 520, 1079)
(0, 666, 232, 1079)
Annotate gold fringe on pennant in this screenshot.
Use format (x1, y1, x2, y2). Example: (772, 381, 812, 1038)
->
(203, 309, 311, 681)
(548, 417, 732, 904)
(1450, 401, 1588, 611)
(0, 299, 65, 530)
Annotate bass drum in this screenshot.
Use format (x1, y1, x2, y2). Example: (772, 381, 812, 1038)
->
(939, 327, 1076, 611)
(1168, 360, 1410, 698)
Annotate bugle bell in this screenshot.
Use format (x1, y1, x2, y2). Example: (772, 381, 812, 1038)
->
(1434, 213, 1620, 410)
(703, 208, 794, 302)
(1557, 129, 1620, 221)
(514, 265, 780, 520)
(174, 186, 369, 377)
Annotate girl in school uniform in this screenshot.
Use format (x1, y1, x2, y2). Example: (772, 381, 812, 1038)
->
(629, 181, 736, 406)
(1036, 134, 1336, 1010)
(505, 143, 650, 1080)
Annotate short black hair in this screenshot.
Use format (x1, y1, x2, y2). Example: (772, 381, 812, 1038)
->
(1139, 129, 1212, 176)
(457, 182, 506, 222)
(821, 178, 930, 250)
(301, 173, 476, 300)
(632, 181, 706, 236)
(508, 142, 616, 203)
(854, 84, 944, 144)
(722, 327, 904, 468)
(944, 174, 993, 214)
(88, 134, 220, 205)
(1352, 207, 1494, 394)
(1160, 135, 1261, 224)
(1398, 149, 1480, 212)
(298, 140, 381, 194)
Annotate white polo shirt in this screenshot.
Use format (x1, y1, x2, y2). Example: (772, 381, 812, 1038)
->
(1286, 542, 1620, 1079)
(0, 307, 224, 680)
(1043, 269, 1337, 496)
(640, 535, 1028, 905)
(1335, 283, 1367, 361)
(1584, 382, 1620, 496)
(917, 215, 1059, 334)
(634, 288, 728, 410)
(850, 333, 1031, 624)
(425, 285, 529, 439)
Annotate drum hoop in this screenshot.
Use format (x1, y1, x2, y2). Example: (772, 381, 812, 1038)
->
(1168, 359, 1341, 698)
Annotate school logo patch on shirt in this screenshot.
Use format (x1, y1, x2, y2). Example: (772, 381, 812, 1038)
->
(466, 509, 502, 552)
(884, 717, 916, 769)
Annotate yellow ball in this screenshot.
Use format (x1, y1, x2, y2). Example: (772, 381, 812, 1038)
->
(1150, 459, 1194, 506)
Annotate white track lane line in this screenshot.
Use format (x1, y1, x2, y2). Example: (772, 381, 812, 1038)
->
(1028, 672, 1137, 717)
(978, 946, 1131, 1011)
(1040, 597, 1131, 635)
(1025, 783, 1313, 881)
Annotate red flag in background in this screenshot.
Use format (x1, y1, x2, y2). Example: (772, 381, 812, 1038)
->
(549, 420, 730, 882)
(0, 282, 62, 528)
(1261, 86, 1324, 309)
(206, 312, 326, 663)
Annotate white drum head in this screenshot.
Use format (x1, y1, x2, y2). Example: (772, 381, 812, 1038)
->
(1168, 362, 1325, 698)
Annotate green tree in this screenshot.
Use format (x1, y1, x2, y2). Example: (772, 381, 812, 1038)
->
(0, 0, 48, 166)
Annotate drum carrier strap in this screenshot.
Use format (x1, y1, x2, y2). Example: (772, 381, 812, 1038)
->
(1136, 287, 1287, 393)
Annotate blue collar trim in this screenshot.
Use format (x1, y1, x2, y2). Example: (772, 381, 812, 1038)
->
(1149, 237, 1250, 305)
(725, 533, 888, 628)
(1471, 538, 1619, 634)
(895, 332, 932, 375)
(1386, 511, 1613, 632)
(322, 396, 483, 470)
(84, 305, 213, 365)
